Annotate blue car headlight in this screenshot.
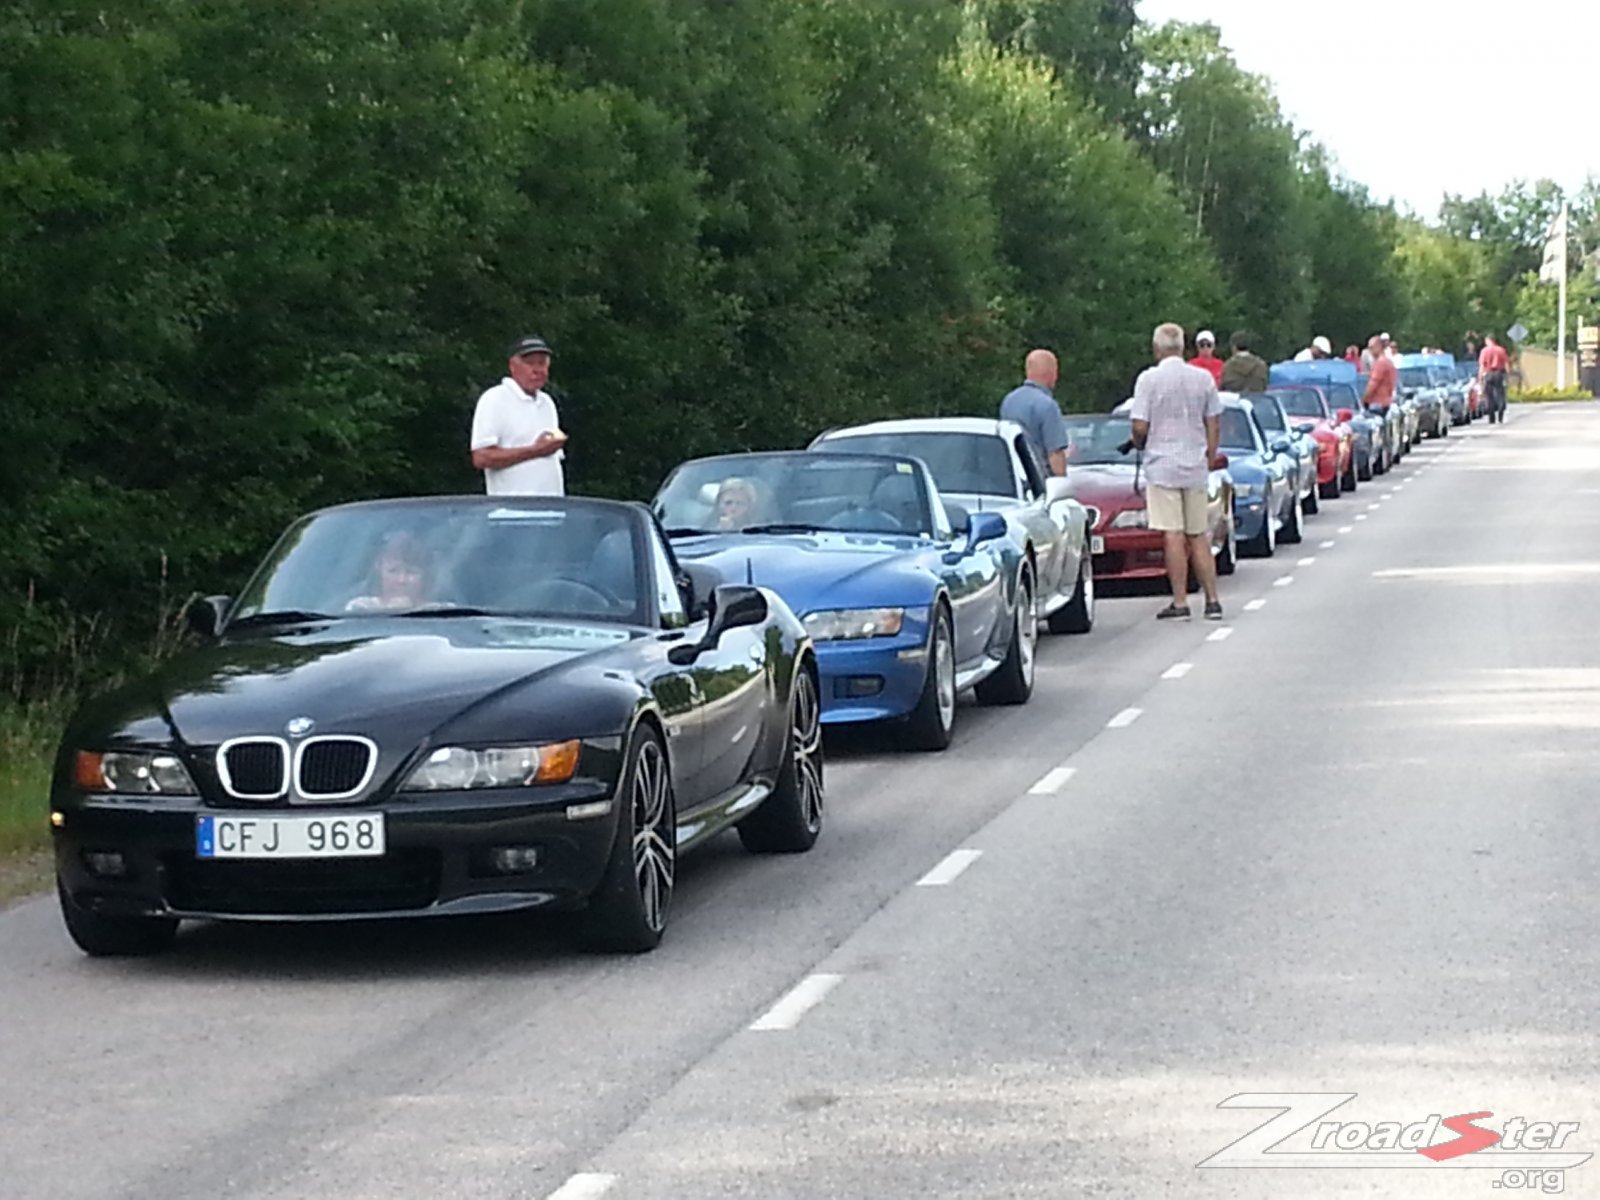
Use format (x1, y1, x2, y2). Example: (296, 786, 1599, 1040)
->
(803, 608, 906, 641)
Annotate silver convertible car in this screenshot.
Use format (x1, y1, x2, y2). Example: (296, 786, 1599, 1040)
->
(810, 417, 1096, 635)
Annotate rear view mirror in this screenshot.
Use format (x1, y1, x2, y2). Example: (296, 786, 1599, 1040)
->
(669, 584, 767, 663)
(1294, 422, 1315, 435)
(186, 595, 231, 639)
(1336, 408, 1355, 423)
(1270, 438, 1292, 455)
(967, 512, 1007, 548)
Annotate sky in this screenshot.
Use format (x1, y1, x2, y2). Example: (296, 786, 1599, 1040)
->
(1137, 0, 1600, 220)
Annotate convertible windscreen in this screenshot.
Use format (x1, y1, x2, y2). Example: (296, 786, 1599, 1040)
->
(231, 501, 646, 626)
(1277, 389, 1327, 418)
(1399, 368, 1433, 388)
(825, 432, 1014, 497)
(1219, 408, 1257, 451)
(656, 453, 935, 537)
(1251, 398, 1286, 431)
(1063, 417, 1133, 465)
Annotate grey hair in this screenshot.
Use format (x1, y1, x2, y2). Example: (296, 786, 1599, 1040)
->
(1152, 322, 1186, 357)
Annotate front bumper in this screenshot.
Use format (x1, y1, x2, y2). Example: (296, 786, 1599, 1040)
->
(814, 606, 933, 725)
(1233, 499, 1269, 542)
(54, 780, 624, 922)
(1092, 529, 1175, 581)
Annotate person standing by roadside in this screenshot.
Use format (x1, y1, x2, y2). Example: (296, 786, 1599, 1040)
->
(1128, 323, 1224, 621)
(470, 335, 568, 496)
(1219, 330, 1268, 394)
(1188, 330, 1225, 385)
(999, 349, 1070, 476)
(1478, 333, 1510, 423)
(1362, 335, 1397, 410)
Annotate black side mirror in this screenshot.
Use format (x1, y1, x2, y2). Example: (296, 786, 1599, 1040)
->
(186, 595, 231, 639)
(669, 585, 767, 664)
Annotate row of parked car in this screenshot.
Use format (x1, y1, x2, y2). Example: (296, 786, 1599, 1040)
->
(49, 351, 1481, 957)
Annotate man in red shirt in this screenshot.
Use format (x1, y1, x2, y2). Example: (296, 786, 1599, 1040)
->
(1188, 330, 1225, 386)
(1478, 334, 1510, 423)
(1362, 335, 1397, 409)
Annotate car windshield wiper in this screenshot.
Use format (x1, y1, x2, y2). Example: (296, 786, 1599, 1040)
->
(740, 522, 828, 535)
(228, 609, 341, 628)
(661, 526, 711, 538)
(391, 605, 508, 618)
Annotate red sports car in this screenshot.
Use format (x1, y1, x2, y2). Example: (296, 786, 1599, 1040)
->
(1272, 385, 1356, 499)
(1063, 414, 1237, 584)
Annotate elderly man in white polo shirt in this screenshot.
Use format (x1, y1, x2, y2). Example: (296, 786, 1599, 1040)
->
(470, 335, 567, 495)
(1128, 321, 1224, 622)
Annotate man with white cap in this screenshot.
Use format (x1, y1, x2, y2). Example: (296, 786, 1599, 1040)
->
(1293, 335, 1334, 363)
(1188, 329, 1225, 385)
(470, 334, 568, 496)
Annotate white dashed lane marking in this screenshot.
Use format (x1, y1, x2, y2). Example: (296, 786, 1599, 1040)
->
(1244, 599, 1266, 612)
(1273, 575, 1296, 587)
(1107, 707, 1143, 729)
(1161, 662, 1194, 680)
(751, 974, 844, 1032)
(917, 849, 982, 887)
(547, 1175, 618, 1200)
(1028, 766, 1077, 794)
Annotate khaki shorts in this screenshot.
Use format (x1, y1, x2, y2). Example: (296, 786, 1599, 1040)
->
(1147, 485, 1209, 536)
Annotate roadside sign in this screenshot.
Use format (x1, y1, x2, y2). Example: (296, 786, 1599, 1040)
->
(1507, 322, 1530, 344)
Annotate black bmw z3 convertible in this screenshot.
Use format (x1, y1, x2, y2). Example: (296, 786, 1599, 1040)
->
(51, 496, 823, 955)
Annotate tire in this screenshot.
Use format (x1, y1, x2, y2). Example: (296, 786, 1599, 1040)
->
(1048, 551, 1095, 634)
(1302, 478, 1320, 515)
(738, 666, 824, 854)
(1279, 489, 1303, 544)
(976, 572, 1035, 706)
(1215, 520, 1237, 575)
(902, 605, 956, 751)
(1241, 498, 1276, 558)
(584, 725, 675, 953)
(58, 880, 178, 957)
(1318, 474, 1339, 500)
(1341, 456, 1357, 492)
(1357, 451, 1373, 482)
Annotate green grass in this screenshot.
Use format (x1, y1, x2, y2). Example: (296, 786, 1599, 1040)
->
(0, 700, 61, 859)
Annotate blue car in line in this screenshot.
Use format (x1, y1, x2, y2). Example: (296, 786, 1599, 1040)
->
(1219, 395, 1302, 556)
(652, 450, 1033, 751)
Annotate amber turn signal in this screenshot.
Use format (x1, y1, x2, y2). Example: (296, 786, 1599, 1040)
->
(534, 740, 581, 784)
(73, 751, 108, 791)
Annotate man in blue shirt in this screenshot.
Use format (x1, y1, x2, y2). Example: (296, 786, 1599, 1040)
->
(999, 349, 1069, 476)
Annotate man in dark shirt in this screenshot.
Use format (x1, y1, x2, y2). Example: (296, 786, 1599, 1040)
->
(1219, 330, 1268, 394)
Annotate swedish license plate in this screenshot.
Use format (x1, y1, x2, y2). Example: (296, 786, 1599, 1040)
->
(196, 813, 385, 859)
(1090, 536, 1105, 554)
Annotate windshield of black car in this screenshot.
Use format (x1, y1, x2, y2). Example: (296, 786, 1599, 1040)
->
(231, 503, 646, 626)
(1220, 408, 1257, 451)
(1063, 417, 1133, 465)
(653, 453, 935, 537)
(823, 432, 1015, 497)
(1400, 367, 1432, 387)
(1278, 389, 1326, 418)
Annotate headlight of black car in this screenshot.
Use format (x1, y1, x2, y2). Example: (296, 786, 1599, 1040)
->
(74, 750, 198, 795)
(400, 740, 581, 792)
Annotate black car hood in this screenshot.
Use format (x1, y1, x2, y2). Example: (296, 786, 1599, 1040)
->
(90, 617, 641, 750)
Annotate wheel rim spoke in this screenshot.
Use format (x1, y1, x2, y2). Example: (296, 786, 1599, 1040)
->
(791, 675, 824, 831)
(936, 624, 955, 727)
(631, 743, 674, 931)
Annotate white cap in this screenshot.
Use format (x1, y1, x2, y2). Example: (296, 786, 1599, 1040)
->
(1312, 335, 1332, 355)
(1380, 331, 1391, 342)
(1197, 329, 1216, 345)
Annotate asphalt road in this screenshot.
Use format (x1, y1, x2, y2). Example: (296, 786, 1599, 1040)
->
(5, 403, 1599, 1200)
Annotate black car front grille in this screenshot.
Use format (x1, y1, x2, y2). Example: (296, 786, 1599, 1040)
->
(297, 739, 374, 798)
(220, 740, 287, 799)
(164, 850, 441, 915)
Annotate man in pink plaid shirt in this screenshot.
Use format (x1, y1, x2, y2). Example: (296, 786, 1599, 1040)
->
(1128, 322, 1224, 621)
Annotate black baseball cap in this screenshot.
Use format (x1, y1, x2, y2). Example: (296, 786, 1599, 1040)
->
(508, 334, 553, 358)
